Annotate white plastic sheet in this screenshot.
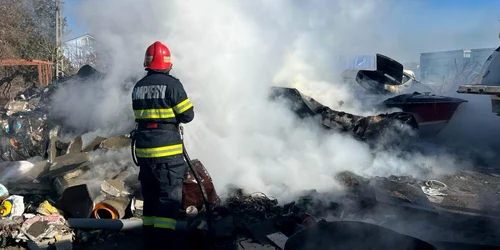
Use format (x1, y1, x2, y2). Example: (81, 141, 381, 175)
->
(0, 195, 25, 219)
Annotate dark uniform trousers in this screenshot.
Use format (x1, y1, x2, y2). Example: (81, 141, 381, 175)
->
(140, 161, 187, 250)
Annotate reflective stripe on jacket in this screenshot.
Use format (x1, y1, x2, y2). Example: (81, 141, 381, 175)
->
(131, 71, 194, 165)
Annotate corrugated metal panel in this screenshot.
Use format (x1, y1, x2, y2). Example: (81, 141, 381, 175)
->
(419, 48, 495, 84)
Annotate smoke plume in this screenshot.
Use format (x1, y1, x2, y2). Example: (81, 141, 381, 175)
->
(61, 0, 500, 201)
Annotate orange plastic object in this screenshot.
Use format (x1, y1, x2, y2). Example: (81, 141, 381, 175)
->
(93, 203, 119, 219)
(9, 138, 19, 149)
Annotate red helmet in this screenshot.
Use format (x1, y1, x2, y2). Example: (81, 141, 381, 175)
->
(143, 41, 172, 70)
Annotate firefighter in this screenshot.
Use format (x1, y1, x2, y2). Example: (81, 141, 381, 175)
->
(131, 41, 194, 250)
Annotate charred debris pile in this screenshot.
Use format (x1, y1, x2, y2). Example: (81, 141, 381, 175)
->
(212, 171, 500, 250)
(0, 65, 498, 249)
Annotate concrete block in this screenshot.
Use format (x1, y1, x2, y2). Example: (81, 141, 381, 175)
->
(66, 136, 82, 154)
(40, 154, 89, 180)
(101, 179, 130, 197)
(82, 136, 106, 152)
(24, 160, 51, 180)
(99, 136, 131, 149)
(53, 177, 87, 196)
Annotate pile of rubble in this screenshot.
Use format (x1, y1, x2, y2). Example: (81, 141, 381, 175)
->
(0, 64, 221, 248)
(210, 170, 500, 250)
(0, 136, 219, 249)
(2, 160, 500, 249)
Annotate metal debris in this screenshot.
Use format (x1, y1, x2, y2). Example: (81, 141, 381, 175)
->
(222, 191, 282, 223)
(270, 87, 419, 142)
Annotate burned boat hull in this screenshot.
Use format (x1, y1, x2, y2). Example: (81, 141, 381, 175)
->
(270, 87, 419, 142)
(382, 92, 467, 136)
(345, 53, 466, 135)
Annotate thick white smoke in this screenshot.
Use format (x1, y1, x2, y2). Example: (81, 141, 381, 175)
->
(62, 0, 500, 201)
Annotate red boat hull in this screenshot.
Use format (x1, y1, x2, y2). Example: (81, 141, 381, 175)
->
(383, 93, 467, 136)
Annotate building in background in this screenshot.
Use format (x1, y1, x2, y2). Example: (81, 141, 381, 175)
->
(419, 48, 495, 92)
(62, 34, 96, 70)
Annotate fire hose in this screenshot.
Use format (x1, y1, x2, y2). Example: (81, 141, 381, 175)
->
(130, 126, 215, 249)
(130, 127, 139, 166)
(179, 125, 215, 249)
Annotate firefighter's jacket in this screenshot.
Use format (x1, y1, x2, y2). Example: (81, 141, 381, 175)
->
(131, 71, 194, 165)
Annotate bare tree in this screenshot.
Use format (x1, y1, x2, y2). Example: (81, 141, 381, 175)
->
(0, 0, 68, 102)
(437, 58, 483, 94)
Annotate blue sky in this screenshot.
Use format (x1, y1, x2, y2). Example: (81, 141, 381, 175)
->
(64, 0, 500, 53)
(64, 0, 85, 39)
(64, 0, 500, 37)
